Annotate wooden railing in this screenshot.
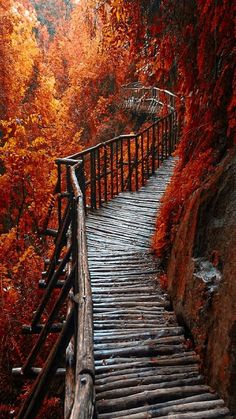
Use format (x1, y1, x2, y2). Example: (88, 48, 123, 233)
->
(13, 160, 95, 419)
(56, 110, 178, 213)
(121, 84, 176, 114)
(13, 93, 178, 418)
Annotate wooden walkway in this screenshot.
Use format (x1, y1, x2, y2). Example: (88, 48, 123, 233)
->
(86, 158, 228, 418)
(13, 94, 230, 418)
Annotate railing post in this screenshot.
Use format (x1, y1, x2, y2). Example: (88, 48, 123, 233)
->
(151, 125, 156, 175)
(110, 142, 114, 199)
(170, 114, 173, 155)
(57, 162, 62, 227)
(161, 119, 164, 162)
(127, 138, 132, 191)
(97, 148, 102, 207)
(156, 123, 159, 168)
(115, 140, 119, 196)
(135, 136, 139, 191)
(65, 190, 76, 417)
(90, 150, 97, 209)
(175, 111, 178, 148)
(146, 130, 150, 178)
(165, 117, 168, 159)
(120, 139, 124, 192)
(66, 164, 72, 194)
(71, 197, 78, 294)
(71, 193, 78, 390)
(140, 133, 145, 185)
(104, 144, 108, 202)
(77, 159, 87, 212)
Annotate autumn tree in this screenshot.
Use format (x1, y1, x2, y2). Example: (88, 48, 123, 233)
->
(46, 0, 133, 146)
(0, 0, 39, 119)
(0, 3, 78, 413)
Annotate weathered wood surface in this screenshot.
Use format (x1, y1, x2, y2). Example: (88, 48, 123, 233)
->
(70, 164, 95, 419)
(86, 158, 229, 418)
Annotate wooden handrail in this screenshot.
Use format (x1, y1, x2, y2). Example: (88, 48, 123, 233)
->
(121, 84, 176, 112)
(122, 84, 177, 98)
(68, 111, 178, 209)
(13, 159, 95, 419)
(69, 164, 95, 418)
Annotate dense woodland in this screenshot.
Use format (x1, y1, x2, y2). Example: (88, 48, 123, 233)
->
(0, 0, 234, 416)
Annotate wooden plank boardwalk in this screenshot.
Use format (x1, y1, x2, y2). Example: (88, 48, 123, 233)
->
(86, 158, 229, 418)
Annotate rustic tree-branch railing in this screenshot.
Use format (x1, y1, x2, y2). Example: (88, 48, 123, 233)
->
(13, 159, 95, 418)
(121, 83, 176, 114)
(13, 88, 179, 417)
(57, 111, 178, 213)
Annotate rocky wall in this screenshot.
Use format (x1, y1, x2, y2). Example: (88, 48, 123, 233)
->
(166, 149, 236, 413)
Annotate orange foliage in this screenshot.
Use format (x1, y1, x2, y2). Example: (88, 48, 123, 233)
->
(0, 0, 135, 412)
(159, 273, 168, 291)
(0, 0, 39, 118)
(144, 0, 235, 259)
(0, 0, 234, 414)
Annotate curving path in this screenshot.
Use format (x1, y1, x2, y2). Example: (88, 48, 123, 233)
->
(86, 158, 229, 418)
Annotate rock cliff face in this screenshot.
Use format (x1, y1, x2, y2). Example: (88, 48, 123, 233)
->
(166, 150, 236, 413)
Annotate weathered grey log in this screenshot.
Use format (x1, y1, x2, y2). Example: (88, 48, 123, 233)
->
(96, 376, 204, 401)
(94, 343, 185, 359)
(122, 400, 226, 418)
(95, 366, 200, 385)
(94, 323, 176, 331)
(92, 286, 158, 293)
(65, 339, 75, 418)
(98, 393, 220, 418)
(65, 228, 75, 419)
(96, 371, 200, 393)
(95, 354, 200, 374)
(70, 374, 95, 419)
(93, 312, 174, 320)
(93, 296, 163, 304)
(154, 408, 229, 419)
(93, 308, 167, 316)
(94, 335, 184, 351)
(95, 352, 198, 365)
(69, 168, 95, 419)
(93, 301, 169, 308)
(96, 385, 211, 413)
(93, 327, 185, 343)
